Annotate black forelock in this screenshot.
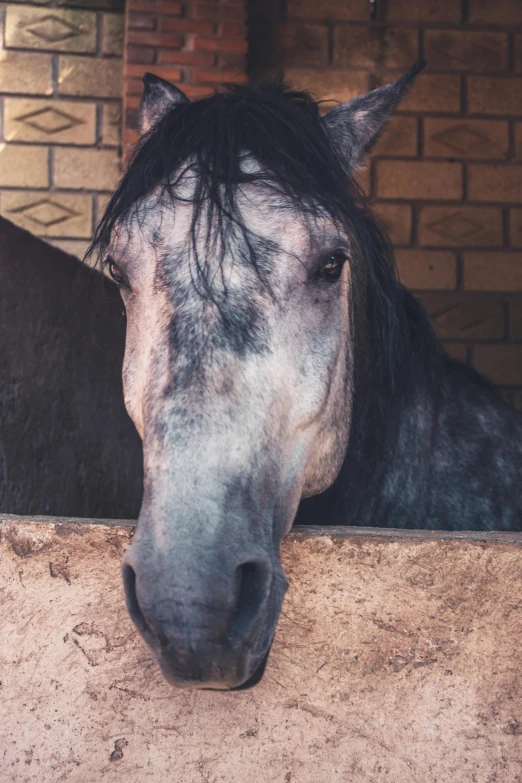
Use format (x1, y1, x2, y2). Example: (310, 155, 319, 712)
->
(88, 78, 442, 393)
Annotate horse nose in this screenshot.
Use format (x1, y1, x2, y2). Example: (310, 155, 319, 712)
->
(121, 555, 272, 655)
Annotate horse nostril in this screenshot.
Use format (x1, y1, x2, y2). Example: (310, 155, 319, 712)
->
(122, 562, 154, 641)
(228, 561, 270, 644)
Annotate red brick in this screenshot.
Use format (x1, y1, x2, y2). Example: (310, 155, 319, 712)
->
(376, 160, 462, 200)
(193, 3, 247, 22)
(378, 74, 461, 114)
(468, 77, 522, 116)
(125, 63, 182, 81)
(126, 77, 145, 97)
(443, 343, 468, 362)
(418, 294, 506, 340)
(464, 252, 522, 291)
(218, 22, 246, 38)
(287, 0, 368, 20)
(216, 52, 246, 70)
(373, 116, 418, 157)
(473, 345, 522, 386)
(395, 249, 457, 290)
(387, 0, 461, 22)
(127, 0, 182, 14)
(372, 203, 412, 245)
(128, 13, 157, 31)
(419, 207, 503, 248)
(160, 18, 215, 36)
(469, 0, 522, 24)
(511, 209, 522, 248)
(127, 31, 183, 48)
(424, 118, 509, 160)
(424, 31, 508, 73)
(333, 27, 418, 70)
(192, 69, 246, 83)
(192, 37, 248, 54)
(468, 165, 522, 203)
(127, 45, 156, 64)
(181, 84, 215, 99)
(158, 49, 215, 66)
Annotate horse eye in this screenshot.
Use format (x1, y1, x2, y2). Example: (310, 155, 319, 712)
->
(315, 250, 348, 282)
(107, 257, 125, 286)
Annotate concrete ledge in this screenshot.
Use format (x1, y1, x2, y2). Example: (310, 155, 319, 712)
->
(1, 516, 522, 782)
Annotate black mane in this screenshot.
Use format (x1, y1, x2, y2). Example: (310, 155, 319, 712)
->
(90, 79, 440, 396)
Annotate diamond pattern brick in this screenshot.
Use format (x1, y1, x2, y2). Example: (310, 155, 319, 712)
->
(2, 191, 93, 238)
(419, 207, 503, 247)
(4, 98, 96, 145)
(5, 6, 96, 53)
(424, 119, 509, 160)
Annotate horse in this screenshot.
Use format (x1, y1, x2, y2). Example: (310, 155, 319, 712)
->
(89, 62, 522, 691)
(0, 217, 143, 518)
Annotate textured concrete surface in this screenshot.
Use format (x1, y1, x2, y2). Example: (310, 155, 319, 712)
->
(1, 516, 522, 783)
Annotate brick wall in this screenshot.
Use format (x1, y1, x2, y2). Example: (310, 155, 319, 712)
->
(124, 0, 248, 148)
(0, 0, 124, 260)
(248, 0, 522, 410)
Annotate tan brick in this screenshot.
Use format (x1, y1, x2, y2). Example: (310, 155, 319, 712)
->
(443, 343, 468, 362)
(48, 238, 92, 259)
(276, 24, 328, 66)
(58, 56, 123, 98)
(464, 252, 522, 291)
(372, 203, 412, 245)
(0, 144, 48, 188)
(1, 190, 93, 238)
(511, 209, 522, 248)
(468, 165, 522, 203)
(0, 50, 53, 95)
(395, 249, 457, 290)
(102, 103, 122, 146)
(333, 27, 418, 70)
(473, 345, 522, 386)
(424, 118, 509, 160)
(287, 0, 367, 20)
(373, 116, 418, 158)
(102, 13, 124, 56)
(376, 160, 462, 200)
(378, 74, 461, 114)
(419, 293, 505, 340)
(283, 69, 369, 110)
(54, 148, 121, 191)
(468, 77, 522, 116)
(469, 0, 522, 24)
(5, 6, 96, 53)
(419, 207, 503, 248)
(4, 98, 95, 145)
(387, 0, 461, 22)
(424, 31, 507, 73)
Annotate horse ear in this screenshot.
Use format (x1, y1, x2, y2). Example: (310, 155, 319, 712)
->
(138, 73, 189, 136)
(323, 60, 426, 170)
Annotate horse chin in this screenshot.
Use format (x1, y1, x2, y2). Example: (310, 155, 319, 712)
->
(155, 643, 273, 691)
